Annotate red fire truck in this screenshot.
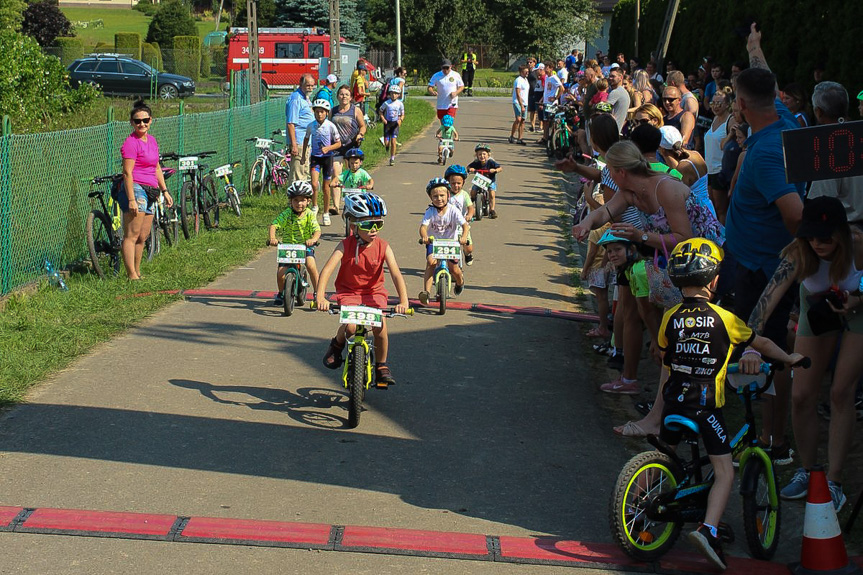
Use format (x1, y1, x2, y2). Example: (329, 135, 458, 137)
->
(227, 27, 371, 89)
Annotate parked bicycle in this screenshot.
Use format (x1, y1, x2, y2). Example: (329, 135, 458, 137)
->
(547, 103, 576, 160)
(145, 164, 179, 260)
(314, 303, 412, 428)
(211, 161, 243, 217)
(85, 173, 124, 279)
(246, 131, 290, 196)
(609, 358, 811, 563)
(162, 151, 220, 238)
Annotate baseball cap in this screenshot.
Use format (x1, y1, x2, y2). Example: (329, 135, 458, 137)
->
(796, 196, 848, 238)
(610, 63, 620, 69)
(536, 63, 545, 69)
(659, 126, 683, 149)
(326, 74, 338, 84)
(441, 59, 452, 67)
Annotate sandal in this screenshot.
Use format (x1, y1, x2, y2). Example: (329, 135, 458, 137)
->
(375, 363, 395, 389)
(613, 421, 648, 438)
(585, 327, 610, 338)
(322, 337, 345, 370)
(328, 206, 339, 216)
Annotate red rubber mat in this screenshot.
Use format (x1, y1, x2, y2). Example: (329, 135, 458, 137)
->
(339, 525, 489, 556)
(497, 536, 645, 569)
(179, 516, 332, 547)
(19, 508, 176, 538)
(0, 506, 23, 528)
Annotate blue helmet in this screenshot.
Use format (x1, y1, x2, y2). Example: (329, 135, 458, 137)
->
(344, 192, 387, 219)
(425, 177, 451, 196)
(596, 229, 631, 246)
(444, 164, 468, 180)
(441, 114, 454, 127)
(344, 148, 364, 160)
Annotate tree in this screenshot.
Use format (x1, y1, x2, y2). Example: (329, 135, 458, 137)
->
(0, 0, 26, 32)
(490, 0, 601, 57)
(272, 0, 366, 48)
(21, 0, 72, 46)
(233, 0, 276, 28)
(145, 0, 198, 47)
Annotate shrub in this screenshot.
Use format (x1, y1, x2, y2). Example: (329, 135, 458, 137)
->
(115, 32, 141, 59)
(142, 42, 162, 71)
(146, 0, 197, 47)
(55, 37, 84, 67)
(209, 44, 227, 77)
(173, 35, 201, 82)
(92, 41, 113, 53)
(21, 0, 73, 47)
(133, 0, 158, 16)
(200, 44, 212, 78)
(0, 0, 27, 32)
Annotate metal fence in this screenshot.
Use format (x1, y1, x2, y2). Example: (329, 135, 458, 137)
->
(0, 96, 289, 295)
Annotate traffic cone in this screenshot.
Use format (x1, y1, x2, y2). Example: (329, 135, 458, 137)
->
(789, 466, 862, 575)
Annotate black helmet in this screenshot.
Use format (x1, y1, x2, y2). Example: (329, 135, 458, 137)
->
(667, 238, 724, 288)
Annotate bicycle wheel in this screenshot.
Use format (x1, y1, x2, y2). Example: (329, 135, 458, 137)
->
(442, 147, 450, 166)
(248, 158, 266, 196)
(347, 343, 367, 428)
(296, 270, 308, 307)
(145, 217, 159, 261)
(161, 205, 179, 247)
(741, 457, 781, 559)
(474, 191, 483, 221)
(179, 180, 198, 238)
(610, 451, 683, 562)
(283, 269, 296, 317)
(437, 273, 447, 315)
(86, 210, 122, 279)
(227, 185, 241, 217)
(201, 175, 220, 230)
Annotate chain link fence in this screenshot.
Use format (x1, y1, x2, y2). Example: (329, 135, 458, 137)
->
(0, 96, 288, 295)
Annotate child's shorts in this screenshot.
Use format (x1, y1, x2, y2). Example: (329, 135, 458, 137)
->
(333, 292, 389, 309)
(587, 264, 611, 289)
(383, 121, 400, 139)
(310, 155, 334, 181)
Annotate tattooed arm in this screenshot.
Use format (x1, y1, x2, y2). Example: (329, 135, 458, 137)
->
(748, 257, 798, 336)
(746, 23, 780, 96)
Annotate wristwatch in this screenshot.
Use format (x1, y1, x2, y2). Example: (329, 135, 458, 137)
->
(640, 233, 649, 244)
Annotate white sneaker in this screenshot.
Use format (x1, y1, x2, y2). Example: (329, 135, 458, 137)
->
(379, 136, 386, 147)
(322, 213, 331, 226)
(312, 206, 319, 216)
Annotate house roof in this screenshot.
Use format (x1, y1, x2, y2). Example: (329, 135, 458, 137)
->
(594, 0, 620, 13)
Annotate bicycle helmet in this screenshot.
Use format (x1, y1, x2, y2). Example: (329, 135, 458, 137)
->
(474, 142, 491, 153)
(286, 180, 314, 198)
(388, 84, 402, 94)
(312, 98, 332, 111)
(343, 192, 387, 219)
(596, 229, 631, 246)
(858, 89, 863, 101)
(344, 148, 365, 160)
(444, 164, 468, 180)
(441, 114, 454, 127)
(594, 101, 613, 114)
(667, 238, 724, 288)
(426, 177, 451, 196)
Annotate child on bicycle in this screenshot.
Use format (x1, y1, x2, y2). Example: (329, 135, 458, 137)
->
(444, 164, 475, 265)
(435, 114, 459, 165)
(303, 98, 341, 226)
(418, 178, 469, 304)
(467, 143, 502, 219)
(658, 238, 803, 570)
(336, 148, 374, 190)
(378, 85, 405, 166)
(315, 192, 410, 389)
(267, 180, 321, 307)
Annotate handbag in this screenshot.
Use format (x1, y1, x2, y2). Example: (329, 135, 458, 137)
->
(141, 184, 161, 204)
(644, 233, 682, 308)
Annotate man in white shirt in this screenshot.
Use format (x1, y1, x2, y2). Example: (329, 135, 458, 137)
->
(509, 64, 530, 145)
(427, 59, 465, 124)
(540, 61, 563, 143)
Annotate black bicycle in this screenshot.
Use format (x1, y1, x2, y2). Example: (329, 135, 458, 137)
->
(162, 151, 219, 238)
(85, 173, 124, 279)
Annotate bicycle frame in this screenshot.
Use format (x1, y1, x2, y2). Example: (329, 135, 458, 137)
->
(343, 325, 374, 390)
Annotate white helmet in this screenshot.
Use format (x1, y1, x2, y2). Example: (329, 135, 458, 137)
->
(343, 192, 387, 219)
(287, 180, 314, 198)
(388, 84, 402, 94)
(312, 98, 331, 111)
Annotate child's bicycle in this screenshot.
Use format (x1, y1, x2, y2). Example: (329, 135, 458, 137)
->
(609, 358, 811, 563)
(547, 103, 576, 159)
(334, 187, 363, 237)
(211, 161, 243, 217)
(85, 174, 124, 279)
(439, 138, 454, 165)
(276, 241, 317, 317)
(420, 236, 462, 316)
(246, 132, 289, 196)
(314, 303, 412, 428)
(469, 170, 493, 221)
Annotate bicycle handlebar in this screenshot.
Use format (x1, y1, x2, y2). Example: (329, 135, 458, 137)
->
(727, 357, 811, 395)
(160, 151, 217, 159)
(310, 302, 414, 317)
(90, 173, 122, 185)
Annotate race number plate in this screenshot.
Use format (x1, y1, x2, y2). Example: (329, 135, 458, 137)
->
(471, 173, 492, 190)
(341, 187, 361, 199)
(432, 238, 461, 260)
(277, 243, 306, 264)
(255, 138, 273, 149)
(339, 305, 383, 328)
(178, 156, 198, 171)
(214, 164, 232, 177)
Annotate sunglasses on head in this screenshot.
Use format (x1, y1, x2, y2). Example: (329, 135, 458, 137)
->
(132, 117, 151, 125)
(356, 219, 384, 232)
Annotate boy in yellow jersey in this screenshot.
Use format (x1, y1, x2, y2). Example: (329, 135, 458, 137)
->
(267, 180, 321, 307)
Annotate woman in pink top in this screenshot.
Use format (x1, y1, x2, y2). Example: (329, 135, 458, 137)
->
(120, 100, 172, 280)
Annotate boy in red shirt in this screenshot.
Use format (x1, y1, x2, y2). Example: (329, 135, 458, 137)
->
(316, 192, 410, 388)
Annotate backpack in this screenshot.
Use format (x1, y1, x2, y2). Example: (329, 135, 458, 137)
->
(376, 77, 393, 110)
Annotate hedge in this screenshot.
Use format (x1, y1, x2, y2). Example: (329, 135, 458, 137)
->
(55, 37, 83, 66)
(209, 45, 227, 77)
(200, 44, 212, 78)
(173, 35, 201, 82)
(115, 32, 141, 60)
(609, 0, 863, 95)
(142, 42, 162, 71)
(92, 41, 113, 53)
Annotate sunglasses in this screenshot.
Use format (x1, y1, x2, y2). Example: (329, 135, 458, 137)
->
(132, 117, 152, 125)
(355, 219, 384, 232)
(662, 97, 679, 103)
(630, 118, 650, 126)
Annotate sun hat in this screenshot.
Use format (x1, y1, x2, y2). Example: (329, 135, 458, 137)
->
(659, 126, 683, 149)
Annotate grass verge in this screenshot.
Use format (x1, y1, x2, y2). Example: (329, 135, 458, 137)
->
(0, 99, 435, 407)
(60, 7, 228, 46)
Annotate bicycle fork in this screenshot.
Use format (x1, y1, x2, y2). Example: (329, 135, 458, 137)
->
(341, 332, 374, 390)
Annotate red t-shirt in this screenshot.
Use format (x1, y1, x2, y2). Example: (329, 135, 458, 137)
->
(335, 235, 388, 297)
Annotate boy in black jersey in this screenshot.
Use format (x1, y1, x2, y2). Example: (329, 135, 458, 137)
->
(658, 238, 803, 570)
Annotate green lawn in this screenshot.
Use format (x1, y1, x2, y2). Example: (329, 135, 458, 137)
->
(60, 7, 228, 47)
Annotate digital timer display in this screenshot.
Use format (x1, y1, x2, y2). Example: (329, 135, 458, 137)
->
(782, 120, 863, 183)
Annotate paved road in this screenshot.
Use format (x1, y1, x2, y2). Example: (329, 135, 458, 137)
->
(0, 98, 816, 573)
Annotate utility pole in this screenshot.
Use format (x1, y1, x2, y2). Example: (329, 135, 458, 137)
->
(395, 0, 401, 67)
(654, 0, 680, 72)
(329, 0, 341, 78)
(634, 0, 640, 57)
(246, 0, 261, 103)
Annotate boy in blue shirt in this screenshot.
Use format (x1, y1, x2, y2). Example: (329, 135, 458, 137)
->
(302, 98, 342, 226)
(467, 143, 503, 219)
(378, 85, 405, 166)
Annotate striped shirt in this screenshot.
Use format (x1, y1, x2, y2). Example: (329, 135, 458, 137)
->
(600, 166, 647, 227)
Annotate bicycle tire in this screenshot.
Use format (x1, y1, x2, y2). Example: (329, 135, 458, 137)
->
(437, 274, 447, 315)
(227, 185, 241, 217)
(201, 175, 220, 230)
(248, 158, 266, 196)
(161, 205, 179, 246)
(741, 457, 781, 559)
(347, 343, 366, 428)
(609, 451, 683, 562)
(283, 269, 296, 317)
(474, 191, 483, 221)
(179, 180, 196, 239)
(145, 218, 159, 261)
(296, 270, 308, 306)
(442, 147, 450, 166)
(86, 210, 121, 280)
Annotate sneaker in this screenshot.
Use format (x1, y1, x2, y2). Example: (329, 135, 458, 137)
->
(454, 282, 464, 296)
(528, 126, 535, 133)
(322, 213, 331, 226)
(687, 525, 727, 571)
(418, 291, 430, 305)
(465, 253, 474, 266)
(375, 364, 396, 389)
(508, 136, 515, 144)
(780, 468, 810, 500)
(489, 209, 498, 219)
(766, 441, 795, 466)
(600, 379, 640, 395)
(273, 294, 284, 307)
(828, 480, 847, 513)
(516, 139, 527, 146)
(389, 158, 395, 166)
(312, 206, 319, 216)
(607, 353, 624, 371)
(379, 136, 386, 147)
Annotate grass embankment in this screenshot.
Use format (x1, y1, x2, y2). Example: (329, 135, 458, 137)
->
(60, 7, 228, 46)
(0, 98, 436, 407)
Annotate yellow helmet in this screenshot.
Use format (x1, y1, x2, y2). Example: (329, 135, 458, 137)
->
(667, 238, 724, 288)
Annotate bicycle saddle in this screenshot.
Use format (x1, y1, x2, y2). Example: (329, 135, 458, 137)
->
(663, 414, 700, 435)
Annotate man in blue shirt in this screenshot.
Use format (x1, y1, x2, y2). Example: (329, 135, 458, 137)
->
(286, 74, 317, 186)
(726, 23, 804, 464)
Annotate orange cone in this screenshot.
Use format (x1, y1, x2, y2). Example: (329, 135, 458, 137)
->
(789, 467, 862, 574)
